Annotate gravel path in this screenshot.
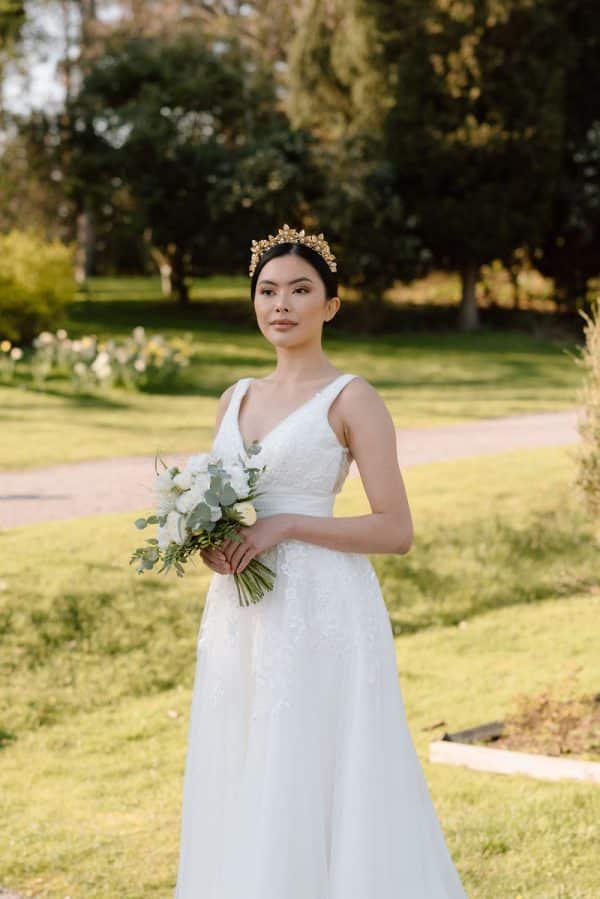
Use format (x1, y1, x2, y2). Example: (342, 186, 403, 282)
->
(0, 408, 582, 529)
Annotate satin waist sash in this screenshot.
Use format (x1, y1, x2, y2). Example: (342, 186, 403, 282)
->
(252, 491, 335, 518)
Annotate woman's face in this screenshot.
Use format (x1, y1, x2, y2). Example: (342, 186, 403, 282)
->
(253, 254, 340, 347)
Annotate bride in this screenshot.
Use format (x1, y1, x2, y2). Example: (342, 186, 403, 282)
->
(174, 224, 468, 898)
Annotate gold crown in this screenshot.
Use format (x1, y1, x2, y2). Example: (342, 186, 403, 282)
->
(249, 223, 337, 278)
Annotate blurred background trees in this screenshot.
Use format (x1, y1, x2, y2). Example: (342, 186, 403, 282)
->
(0, 0, 598, 332)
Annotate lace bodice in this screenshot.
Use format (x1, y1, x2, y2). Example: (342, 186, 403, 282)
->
(210, 373, 359, 516)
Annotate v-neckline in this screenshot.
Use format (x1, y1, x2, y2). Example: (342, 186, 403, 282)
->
(235, 374, 347, 452)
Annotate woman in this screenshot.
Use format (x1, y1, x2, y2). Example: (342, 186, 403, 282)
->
(174, 224, 468, 898)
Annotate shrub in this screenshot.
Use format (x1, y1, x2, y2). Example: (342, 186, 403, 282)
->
(574, 297, 600, 516)
(0, 228, 75, 343)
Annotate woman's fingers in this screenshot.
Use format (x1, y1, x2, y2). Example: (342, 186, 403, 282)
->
(200, 547, 232, 574)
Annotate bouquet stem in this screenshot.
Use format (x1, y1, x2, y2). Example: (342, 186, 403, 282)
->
(234, 558, 276, 606)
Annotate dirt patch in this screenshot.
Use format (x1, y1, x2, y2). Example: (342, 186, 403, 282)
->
(483, 673, 600, 761)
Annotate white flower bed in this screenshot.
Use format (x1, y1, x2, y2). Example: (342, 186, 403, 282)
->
(0, 326, 193, 391)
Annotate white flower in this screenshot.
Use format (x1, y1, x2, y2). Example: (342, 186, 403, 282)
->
(175, 479, 209, 514)
(157, 509, 187, 549)
(232, 501, 256, 525)
(173, 470, 194, 491)
(157, 491, 177, 516)
(133, 325, 146, 341)
(168, 510, 188, 543)
(10, 347, 23, 360)
(56, 328, 68, 339)
(208, 504, 222, 522)
(73, 361, 87, 376)
(227, 462, 250, 499)
(134, 358, 146, 372)
(153, 468, 175, 497)
(183, 453, 210, 476)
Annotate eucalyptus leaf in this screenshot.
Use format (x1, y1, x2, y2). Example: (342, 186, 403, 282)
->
(134, 518, 148, 529)
(221, 485, 238, 505)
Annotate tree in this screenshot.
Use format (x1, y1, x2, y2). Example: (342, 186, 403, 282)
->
(536, 0, 600, 310)
(0, 0, 25, 61)
(68, 27, 322, 301)
(284, 0, 426, 328)
(312, 132, 427, 332)
(368, 0, 567, 330)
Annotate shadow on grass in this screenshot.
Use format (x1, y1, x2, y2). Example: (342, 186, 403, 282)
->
(375, 503, 598, 635)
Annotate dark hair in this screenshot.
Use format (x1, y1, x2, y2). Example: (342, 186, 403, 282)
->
(250, 242, 338, 327)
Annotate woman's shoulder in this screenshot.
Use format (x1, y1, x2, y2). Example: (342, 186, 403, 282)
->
(340, 373, 378, 399)
(334, 374, 387, 418)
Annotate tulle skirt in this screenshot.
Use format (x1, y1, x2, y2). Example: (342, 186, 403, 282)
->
(174, 538, 467, 898)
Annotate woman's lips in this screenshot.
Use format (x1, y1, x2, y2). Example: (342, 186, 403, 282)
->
(271, 322, 297, 329)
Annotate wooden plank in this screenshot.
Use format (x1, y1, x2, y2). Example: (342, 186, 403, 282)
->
(442, 720, 505, 743)
(429, 739, 600, 784)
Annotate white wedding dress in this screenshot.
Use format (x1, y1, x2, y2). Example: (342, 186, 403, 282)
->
(174, 373, 468, 898)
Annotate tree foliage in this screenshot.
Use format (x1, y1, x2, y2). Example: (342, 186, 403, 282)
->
(368, 0, 567, 329)
(536, 0, 600, 308)
(67, 26, 322, 301)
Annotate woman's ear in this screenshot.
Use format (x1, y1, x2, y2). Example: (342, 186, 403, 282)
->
(324, 296, 341, 322)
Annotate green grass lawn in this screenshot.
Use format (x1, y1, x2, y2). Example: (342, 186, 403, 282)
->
(1, 445, 598, 897)
(1, 276, 583, 469)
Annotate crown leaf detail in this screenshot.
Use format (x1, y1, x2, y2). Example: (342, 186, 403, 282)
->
(249, 223, 337, 277)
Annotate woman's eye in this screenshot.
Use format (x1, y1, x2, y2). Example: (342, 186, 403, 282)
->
(260, 287, 308, 295)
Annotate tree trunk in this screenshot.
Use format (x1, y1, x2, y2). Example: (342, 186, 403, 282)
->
(458, 261, 481, 331)
(168, 245, 189, 306)
(74, 202, 95, 284)
(147, 242, 173, 296)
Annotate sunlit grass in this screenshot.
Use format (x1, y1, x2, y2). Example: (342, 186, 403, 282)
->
(0, 445, 598, 896)
(2, 314, 582, 469)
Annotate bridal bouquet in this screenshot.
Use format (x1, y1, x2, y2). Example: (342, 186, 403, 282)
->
(129, 449, 276, 606)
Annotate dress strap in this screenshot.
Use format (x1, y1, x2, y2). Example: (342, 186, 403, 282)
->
(319, 373, 360, 411)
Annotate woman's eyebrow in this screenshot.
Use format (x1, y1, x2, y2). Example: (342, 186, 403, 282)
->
(258, 277, 314, 286)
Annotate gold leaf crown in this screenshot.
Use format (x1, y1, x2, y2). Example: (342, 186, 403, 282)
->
(249, 223, 337, 278)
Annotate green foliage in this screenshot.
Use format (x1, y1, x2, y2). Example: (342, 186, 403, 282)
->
(574, 297, 600, 515)
(312, 133, 428, 330)
(371, 0, 566, 271)
(0, 228, 75, 342)
(0, 0, 25, 49)
(69, 28, 321, 300)
(287, 0, 389, 141)
(287, 2, 426, 324)
(536, 0, 600, 306)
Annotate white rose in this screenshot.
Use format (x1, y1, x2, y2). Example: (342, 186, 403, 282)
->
(232, 501, 256, 526)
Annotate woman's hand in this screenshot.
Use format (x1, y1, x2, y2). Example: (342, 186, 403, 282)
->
(221, 513, 292, 574)
(199, 545, 233, 575)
